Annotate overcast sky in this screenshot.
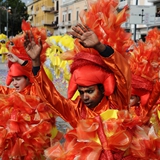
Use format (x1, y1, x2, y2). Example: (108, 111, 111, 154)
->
(21, 0, 32, 5)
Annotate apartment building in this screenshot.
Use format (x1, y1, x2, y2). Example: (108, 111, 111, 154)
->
(52, 0, 87, 35)
(27, 0, 55, 35)
(53, 0, 159, 39)
(27, 0, 160, 39)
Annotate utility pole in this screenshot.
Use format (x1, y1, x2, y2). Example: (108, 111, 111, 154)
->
(134, 0, 138, 41)
(6, 0, 8, 37)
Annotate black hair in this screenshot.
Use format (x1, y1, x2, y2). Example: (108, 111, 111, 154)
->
(24, 76, 28, 79)
(97, 84, 104, 93)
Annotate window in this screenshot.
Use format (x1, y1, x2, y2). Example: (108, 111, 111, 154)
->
(68, 12, 71, 21)
(76, 10, 79, 20)
(63, 12, 67, 22)
(56, 1, 59, 11)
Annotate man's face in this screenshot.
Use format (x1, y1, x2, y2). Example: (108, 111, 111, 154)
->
(12, 76, 29, 92)
(78, 84, 104, 109)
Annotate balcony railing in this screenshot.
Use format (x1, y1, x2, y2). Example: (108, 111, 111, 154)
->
(41, 6, 52, 12)
(50, 7, 58, 14)
(64, 21, 72, 26)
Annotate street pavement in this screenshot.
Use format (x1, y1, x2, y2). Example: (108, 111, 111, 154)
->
(0, 56, 8, 86)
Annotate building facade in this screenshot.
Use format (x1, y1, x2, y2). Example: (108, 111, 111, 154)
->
(53, 0, 87, 35)
(27, 0, 160, 39)
(27, 0, 55, 35)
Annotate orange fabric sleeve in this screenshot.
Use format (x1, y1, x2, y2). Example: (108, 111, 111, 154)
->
(34, 66, 83, 126)
(0, 86, 14, 94)
(101, 50, 131, 109)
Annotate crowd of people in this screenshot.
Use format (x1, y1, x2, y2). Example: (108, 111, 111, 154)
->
(0, 0, 159, 159)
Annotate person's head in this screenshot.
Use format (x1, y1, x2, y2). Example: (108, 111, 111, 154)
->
(6, 62, 33, 92)
(78, 84, 104, 108)
(129, 95, 140, 107)
(67, 52, 116, 108)
(12, 75, 30, 92)
(131, 74, 153, 107)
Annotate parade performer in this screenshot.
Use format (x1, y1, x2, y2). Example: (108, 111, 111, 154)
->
(43, 28, 160, 159)
(43, 0, 160, 159)
(21, 0, 132, 159)
(24, 0, 131, 128)
(0, 33, 9, 62)
(128, 27, 160, 119)
(0, 20, 62, 159)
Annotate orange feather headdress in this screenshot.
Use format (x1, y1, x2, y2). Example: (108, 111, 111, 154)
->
(6, 20, 49, 85)
(7, 20, 49, 65)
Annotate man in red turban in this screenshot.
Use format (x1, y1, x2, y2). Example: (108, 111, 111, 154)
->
(24, 24, 131, 128)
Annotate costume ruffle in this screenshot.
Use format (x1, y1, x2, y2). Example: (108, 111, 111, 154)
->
(0, 93, 61, 159)
(44, 109, 160, 160)
(129, 28, 160, 83)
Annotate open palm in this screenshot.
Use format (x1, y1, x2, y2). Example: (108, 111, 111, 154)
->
(24, 31, 42, 60)
(67, 23, 100, 48)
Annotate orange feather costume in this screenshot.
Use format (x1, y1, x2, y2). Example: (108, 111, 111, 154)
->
(0, 20, 61, 159)
(35, 0, 131, 127)
(128, 28, 160, 119)
(43, 0, 160, 159)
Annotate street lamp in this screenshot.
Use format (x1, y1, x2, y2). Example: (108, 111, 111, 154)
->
(6, 6, 11, 37)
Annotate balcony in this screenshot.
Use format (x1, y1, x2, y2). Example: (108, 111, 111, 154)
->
(50, 7, 58, 14)
(52, 21, 58, 29)
(63, 21, 72, 27)
(41, 6, 51, 12)
(58, 22, 65, 28)
(31, 10, 36, 15)
(41, 20, 53, 26)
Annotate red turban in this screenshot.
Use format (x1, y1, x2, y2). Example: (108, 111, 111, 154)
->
(131, 74, 153, 106)
(67, 52, 116, 99)
(6, 61, 34, 86)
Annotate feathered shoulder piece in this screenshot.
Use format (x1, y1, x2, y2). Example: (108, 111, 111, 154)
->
(7, 20, 49, 65)
(61, 0, 132, 60)
(129, 27, 160, 83)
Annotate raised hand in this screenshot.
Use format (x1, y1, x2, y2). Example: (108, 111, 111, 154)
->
(24, 31, 42, 61)
(67, 23, 106, 53)
(7, 52, 24, 65)
(67, 23, 100, 48)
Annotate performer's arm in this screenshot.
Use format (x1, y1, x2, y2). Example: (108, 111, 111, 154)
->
(23, 31, 80, 126)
